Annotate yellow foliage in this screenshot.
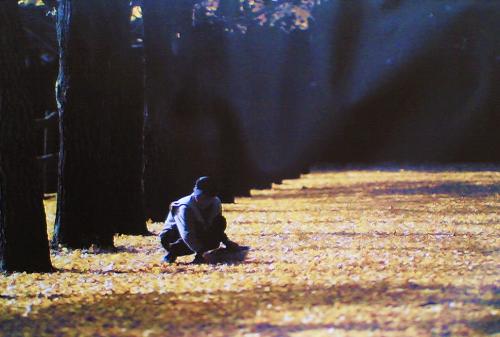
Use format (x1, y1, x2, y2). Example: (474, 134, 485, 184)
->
(131, 6, 142, 22)
(18, 0, 45, 6)
(1, 167, 499, 336)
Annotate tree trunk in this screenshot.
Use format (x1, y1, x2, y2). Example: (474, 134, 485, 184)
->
(0, 1, 53, 272)
(193, 20, 253, 202)
(114, 43, 148, 235)
(143, 0, 255, 218)
(143, 0, 195, 221)
(53, 0, 146, 249)
(108, 4, 148, 236)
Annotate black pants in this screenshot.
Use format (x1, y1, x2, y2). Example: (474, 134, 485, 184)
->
(160, 215, 228, 256)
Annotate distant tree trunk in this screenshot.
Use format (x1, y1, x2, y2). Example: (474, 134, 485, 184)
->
(108, 4, 148, 236)
(143, 0, 196, 221)
(53, 0, 147, 249)
(0, 1, 52, 272)
(115, 43, 148, 235)
(278, 30, 312, 180)
(193, 12, 252, 202)
(143, 0, 254, 218)
(142, 0, 171, 221)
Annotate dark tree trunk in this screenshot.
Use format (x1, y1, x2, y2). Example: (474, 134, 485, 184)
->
(278, 30, 313, 180)
(142, 0, 171, 221)
(143, 0, 195, 221)
(107, 4, 148, 236)
(0, 1, 53, 272)
(115, 44, 148, 235)
(143, 1, 254, 218)
(193, 21, 253, 202)
(53, 0, 147, 249)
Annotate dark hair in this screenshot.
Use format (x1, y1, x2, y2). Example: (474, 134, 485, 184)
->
(193, 176, 218, 197)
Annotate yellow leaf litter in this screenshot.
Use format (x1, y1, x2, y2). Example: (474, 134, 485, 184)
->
(1, 166, 499, 337)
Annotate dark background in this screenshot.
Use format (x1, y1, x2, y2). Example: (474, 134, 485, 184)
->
(22, 0, 500, 194)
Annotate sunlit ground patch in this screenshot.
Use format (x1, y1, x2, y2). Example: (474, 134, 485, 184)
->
(1, 165, 499, 337)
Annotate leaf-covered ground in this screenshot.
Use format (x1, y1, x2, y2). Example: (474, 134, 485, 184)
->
(1, 166, 499, 337)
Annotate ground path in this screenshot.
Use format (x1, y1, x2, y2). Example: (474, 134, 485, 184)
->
(1, 166, 499, 336)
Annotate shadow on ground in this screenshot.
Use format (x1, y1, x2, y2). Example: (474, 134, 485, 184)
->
(250, 182, 500, 199)
(372, 183, 500, 197)
(1, 282, 497, 336)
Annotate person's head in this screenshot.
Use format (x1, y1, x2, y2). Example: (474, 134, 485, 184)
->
(193, 176, 218, 209)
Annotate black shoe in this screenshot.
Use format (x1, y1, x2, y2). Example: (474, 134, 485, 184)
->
(224, 240, 249, 252)
(162, 252, 177, 263)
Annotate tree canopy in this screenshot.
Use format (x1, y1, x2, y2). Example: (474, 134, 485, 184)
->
(19, 0, 322, 33)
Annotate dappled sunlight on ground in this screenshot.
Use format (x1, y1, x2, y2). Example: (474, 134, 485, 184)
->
(1, 166, 499, 336)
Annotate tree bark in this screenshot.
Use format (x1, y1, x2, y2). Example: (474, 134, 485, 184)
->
(53, 0, 147, 249)
(192, 20, 253, 202)
(143, 0, 255, 219)
(0, 0, 53, 272)
(143, 0, 193, 221)
(114, 43, 148, 235)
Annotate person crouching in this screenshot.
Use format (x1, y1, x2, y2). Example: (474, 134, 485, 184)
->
(159, 176, 242, 264)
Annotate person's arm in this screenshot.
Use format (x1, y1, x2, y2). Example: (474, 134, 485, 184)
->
(215, 197, 222, 216)
(174, 205, 205, 253)
(208, 197, 223, 225)
(209, 198, 232, 245)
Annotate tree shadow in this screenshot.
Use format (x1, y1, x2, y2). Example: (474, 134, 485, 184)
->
(468, 315, 500, 335)
(1, 281, 497, 336)
(247, 322, 397, 337)
(372, 182, 500, 197)
(172, 248, 250, 266)
(246, 231, 457, 238)
(314, 164, 500, 173)
(248, 181, 500, 200)
(50, 245, 141, 257)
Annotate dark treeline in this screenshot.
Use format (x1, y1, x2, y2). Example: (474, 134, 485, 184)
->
(222, 0, 500, 168)
(313, 0, 500, 164)
(1, 0, 499, 271)
(143, 0, 256, 220)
